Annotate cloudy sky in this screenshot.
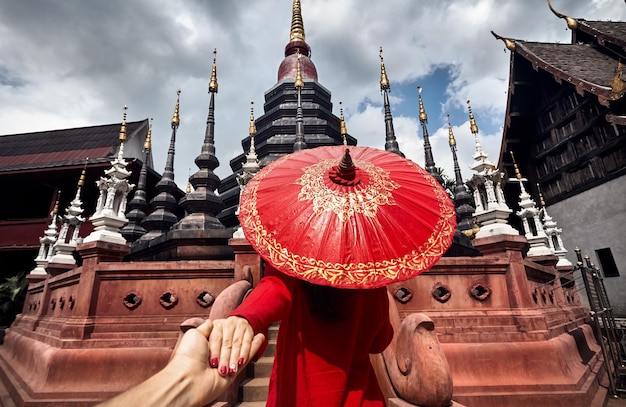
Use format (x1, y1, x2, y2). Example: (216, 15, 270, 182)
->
(0, 0, 624, 187)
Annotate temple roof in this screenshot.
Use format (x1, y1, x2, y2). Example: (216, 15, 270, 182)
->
(0, 119, 150, 172)
(575, 20, 626, 50)
(514, 41, 618, 104)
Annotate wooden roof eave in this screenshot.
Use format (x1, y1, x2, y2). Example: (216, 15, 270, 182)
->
(516, 43, 614, 107)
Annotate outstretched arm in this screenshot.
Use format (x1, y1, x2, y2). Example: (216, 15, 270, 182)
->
(98, 319, 265, 407)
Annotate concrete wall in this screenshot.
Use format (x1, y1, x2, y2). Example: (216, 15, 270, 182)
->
(548, 176, 626, 317)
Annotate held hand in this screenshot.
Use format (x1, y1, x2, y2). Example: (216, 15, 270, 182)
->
(209, 316, 257, 376)
(97, 319, 264, 407)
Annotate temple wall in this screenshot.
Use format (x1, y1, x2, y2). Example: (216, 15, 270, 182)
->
(548, 176, 626, 317)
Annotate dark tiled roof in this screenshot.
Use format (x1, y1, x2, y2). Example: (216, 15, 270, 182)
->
(578, 20, 626, 48)
(516, 42, 617, 102)
(0, 120, 145, 171)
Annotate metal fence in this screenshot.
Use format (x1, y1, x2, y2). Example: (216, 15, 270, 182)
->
(575, 248, 626, 397)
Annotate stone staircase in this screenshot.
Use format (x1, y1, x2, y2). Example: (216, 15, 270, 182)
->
(234, 324, 279, 406)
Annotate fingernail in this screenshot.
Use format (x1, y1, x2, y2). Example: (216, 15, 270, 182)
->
(210, 358, 218, 368)
(219, 366, 227, 375)
(229, 364, 237, 375)
(238, 357, 245, 366)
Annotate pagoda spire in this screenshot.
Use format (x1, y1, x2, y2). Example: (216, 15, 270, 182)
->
(234, 101, 261, 238)
(278, 0, 317, 83)
(467, 100, 496, 175)
(121, 118, 153, 242)
(418, 86, 443, 184)
(30, 192, 62, 275)
(140, 90, 182, 240)
(379, 47, 403, 157)
(285, 0, 311, 58)
(174, 50, 226, 231)
(49, 160, 89, 271)
(509, 152, 552, 256)
(84, 105, 136, 245)
(294, 52, 307, 152)
(537, 184, 572, 268)
(448, 114, 475, 236)
(290, 0, 305, 43)
(466, 100, 517, 239)
(340, 102, 348, 146)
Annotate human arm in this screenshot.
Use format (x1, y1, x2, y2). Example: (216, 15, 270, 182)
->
(97, 319, 265, 407)
(209, 265, 295, 376)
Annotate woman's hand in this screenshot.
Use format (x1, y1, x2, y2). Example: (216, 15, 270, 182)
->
(209, 316, 257, 376)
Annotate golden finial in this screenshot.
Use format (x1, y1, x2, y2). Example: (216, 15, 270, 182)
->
(53, 192, 61, 215)
(379, 47, 390, 92)
(295, 51, 304, 89)
(418, 86, 427, 123)
(171, 89, 181, 128)
(490, 31, 516, 51)
(118, 105, 128, 142)
(537, 183, 546, 207)
(611, 60, 626, 100)
(78, 158, 89, 188)
(290, 0, 305, 43)
(510, 151, 523, 181)
(547, 0, 578, 30)
(447, 114, 456, 147)
(467, 99, 479, 134)
(209, 49, 218, 93)
(186, 168, 192, 193)
(339, 102, 348, 146)
(249, 101, 257, 136)
(144, 117, 153, 150)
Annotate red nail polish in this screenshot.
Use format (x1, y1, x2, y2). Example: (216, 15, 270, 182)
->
(228, 367, 236, 375)
(219, 366, 227, 375)
(210, 358, 218, 368)
(238, 357, 245, 366)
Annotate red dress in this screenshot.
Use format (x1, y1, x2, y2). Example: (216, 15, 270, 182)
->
(231, 265, 393, 407)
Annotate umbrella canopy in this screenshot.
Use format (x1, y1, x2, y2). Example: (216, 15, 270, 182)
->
(238, 145, 456, 289)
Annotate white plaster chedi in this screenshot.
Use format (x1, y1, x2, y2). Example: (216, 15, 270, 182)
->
(509, 154, 553, 257)
(83, 107, 134, 245)
(465, 100, 518, 239)
(49, 167, 88, 266)
(538, 186, 572, 268)
(233, 102, 260, 239)
(30, 197, 61, 275)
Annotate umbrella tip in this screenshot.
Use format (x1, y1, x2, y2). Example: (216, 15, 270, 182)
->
(329, 147, 358, 185)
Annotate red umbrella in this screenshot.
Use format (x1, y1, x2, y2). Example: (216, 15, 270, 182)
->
(238, 145, 456, 289)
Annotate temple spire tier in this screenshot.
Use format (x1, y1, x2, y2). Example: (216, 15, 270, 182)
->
(174, 52, 226, 231)
(418, 86, 442, 184)
(140, 91, 182, 240)
(448, 114, 475, 236)
(121, 118, 153, 242)
(379, 47, 403, 157)
(293, 53, 307, 152)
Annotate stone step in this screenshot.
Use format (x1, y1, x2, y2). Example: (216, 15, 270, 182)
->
(253, 356, 274, 377)
(239, 377, 270, 402)
(233, 402, 267, 407)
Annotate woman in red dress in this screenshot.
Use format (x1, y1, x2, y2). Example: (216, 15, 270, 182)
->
(210, 264, 393, 407)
